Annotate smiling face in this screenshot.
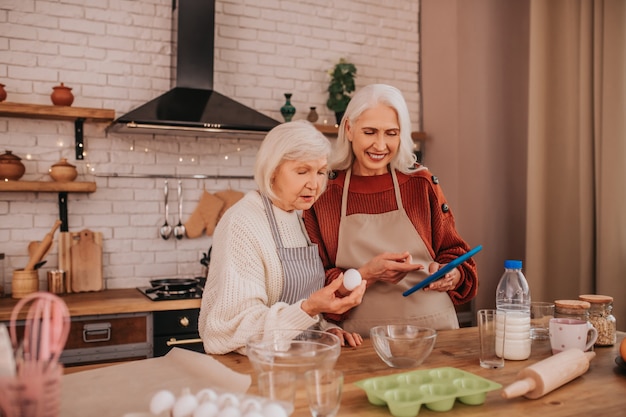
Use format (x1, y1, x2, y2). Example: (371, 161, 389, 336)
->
(270, 157, 328, 212)
(347, 104, 401, 176)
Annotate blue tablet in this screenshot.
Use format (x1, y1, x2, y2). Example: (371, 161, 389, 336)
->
(402, 245, 483, 297)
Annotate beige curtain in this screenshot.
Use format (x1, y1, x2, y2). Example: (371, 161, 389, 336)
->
(525, 0, 626, 327)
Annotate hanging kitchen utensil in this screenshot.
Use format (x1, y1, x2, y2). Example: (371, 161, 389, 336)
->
(24, 220, 62, 271)
(174, 180, 186, 240)
(160, 181, 172, 240)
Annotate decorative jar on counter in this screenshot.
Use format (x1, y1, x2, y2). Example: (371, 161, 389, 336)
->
(579, 294, 616, 346)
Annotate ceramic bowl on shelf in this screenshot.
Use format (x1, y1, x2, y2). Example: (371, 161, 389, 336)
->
(370, 324, 437, 369)
(246, 329, 341, 377)
(0, 150, 26, 181)
(49, 158, 77, 182)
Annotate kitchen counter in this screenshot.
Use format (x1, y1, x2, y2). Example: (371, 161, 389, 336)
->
(0, 288, 201, 321)
(214, 327, 625, 416)
(53, 327, 625, 416)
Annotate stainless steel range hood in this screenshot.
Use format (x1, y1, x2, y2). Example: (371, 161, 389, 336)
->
(109, 0, 280, 137)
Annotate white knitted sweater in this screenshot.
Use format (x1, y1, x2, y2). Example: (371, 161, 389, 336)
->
(198, 191, 334, 355)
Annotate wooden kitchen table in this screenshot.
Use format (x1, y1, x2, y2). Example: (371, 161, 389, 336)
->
(214, 327, 626, 416)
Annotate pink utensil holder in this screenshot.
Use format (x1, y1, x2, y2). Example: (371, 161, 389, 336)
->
(0, 362, 63, 417)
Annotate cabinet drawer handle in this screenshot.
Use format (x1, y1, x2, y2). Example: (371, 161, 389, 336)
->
(83, 322, 111, 343)
(166, 337, 202, 346)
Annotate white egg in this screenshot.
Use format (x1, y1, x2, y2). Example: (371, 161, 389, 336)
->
(218, 406, 241, 417)
(343, 268, 362, 291)
(196, 388, 218, 404)
(193, 402, 219, 417)
(239, 398, 262, 413)
(217, 393, 240, 409)
(261, 402, 287, 417)
(149, 390, 176, 415)
(242, 411, 264, 417)
(172, 392, 199, 417)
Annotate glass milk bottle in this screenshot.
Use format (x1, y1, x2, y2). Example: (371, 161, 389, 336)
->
(495, 260, 531, 360)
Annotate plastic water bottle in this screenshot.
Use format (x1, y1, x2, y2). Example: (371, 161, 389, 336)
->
(495, 260, 531, 360)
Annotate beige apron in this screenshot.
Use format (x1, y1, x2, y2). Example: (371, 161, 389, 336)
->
(336, 168, 459, 336)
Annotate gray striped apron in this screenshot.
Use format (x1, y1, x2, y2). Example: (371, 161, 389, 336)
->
(261, 194, 325, 304)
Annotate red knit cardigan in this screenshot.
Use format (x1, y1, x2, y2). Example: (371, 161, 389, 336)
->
(303, 168, 478, 321)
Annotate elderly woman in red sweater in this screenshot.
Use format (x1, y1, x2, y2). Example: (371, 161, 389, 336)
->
(303, 84, 478, 336)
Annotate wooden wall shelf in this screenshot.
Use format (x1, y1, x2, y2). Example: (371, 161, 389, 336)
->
(0, 181, 97, 231)
(0, 102, 116, 160)
(0, 102, 115, 122)
(0, 181, 96, 193)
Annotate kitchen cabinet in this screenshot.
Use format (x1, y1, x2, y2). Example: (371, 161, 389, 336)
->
(0, 288, 201, 369)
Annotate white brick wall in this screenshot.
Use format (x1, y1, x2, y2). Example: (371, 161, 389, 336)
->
(0, 0, 419, 292)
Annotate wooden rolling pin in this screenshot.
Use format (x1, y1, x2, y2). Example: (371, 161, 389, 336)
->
(24, 220, 62, 271)
(502, 348, 596, 399)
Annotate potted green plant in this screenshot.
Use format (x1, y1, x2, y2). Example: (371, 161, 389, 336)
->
(326, 58, 357, 124)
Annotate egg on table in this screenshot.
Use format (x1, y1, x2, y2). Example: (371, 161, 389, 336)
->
(149, 390, 176, 415)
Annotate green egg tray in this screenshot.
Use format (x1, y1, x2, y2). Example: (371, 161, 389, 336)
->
(354, 367, 502, 417)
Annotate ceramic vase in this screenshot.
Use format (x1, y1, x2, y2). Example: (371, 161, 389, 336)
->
(307, 107, 319, 123)
(280, 93, 296, 122)
(49, 158, 78, 182)
(0, 150, 26, 181)
(51, 82, 74, 106)
(334, 111, 345, 125)
(0, 83, 6, 102)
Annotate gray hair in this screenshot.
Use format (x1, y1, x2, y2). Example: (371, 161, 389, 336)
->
(330, 84, 417, 173)
(254, 120, 332, 200)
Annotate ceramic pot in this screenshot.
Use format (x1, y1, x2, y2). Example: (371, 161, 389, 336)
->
(307, 107, 319, 123)
(0, 150, 26, 181)
(50, 82, 74, 106)
(49, 158, 77, 182)
(280, 93, 296, 122)
(334, 111, 345, 125)
(0, 83, 6, 102)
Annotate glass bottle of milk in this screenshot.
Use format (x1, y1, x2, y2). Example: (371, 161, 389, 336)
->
(495, 260, 531, 360)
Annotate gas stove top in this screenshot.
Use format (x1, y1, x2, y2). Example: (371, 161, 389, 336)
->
(136, 286, 203, 301)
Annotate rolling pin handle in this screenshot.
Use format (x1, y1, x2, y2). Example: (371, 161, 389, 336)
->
(501, 377, 536, 399)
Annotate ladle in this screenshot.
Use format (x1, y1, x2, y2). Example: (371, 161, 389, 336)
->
(159, 181, 172, 240)
(174, 180, 185, 239)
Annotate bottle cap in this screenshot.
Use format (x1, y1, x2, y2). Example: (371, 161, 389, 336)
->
(578, 294, 613, 304)
(504, 260, 522, 269)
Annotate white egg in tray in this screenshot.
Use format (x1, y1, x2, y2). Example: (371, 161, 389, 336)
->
(148, 387, 293, 417)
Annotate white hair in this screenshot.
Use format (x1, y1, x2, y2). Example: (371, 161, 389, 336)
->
(330, 84, 417, 173)
(254, 120, 332, 200)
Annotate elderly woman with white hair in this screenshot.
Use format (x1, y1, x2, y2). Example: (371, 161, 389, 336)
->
(199, 120, 366, 355)
(304, 84, 478, 336)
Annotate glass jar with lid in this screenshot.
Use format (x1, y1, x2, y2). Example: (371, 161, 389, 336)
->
(554, 299, 591, 321)
(579, 294, 616, 346)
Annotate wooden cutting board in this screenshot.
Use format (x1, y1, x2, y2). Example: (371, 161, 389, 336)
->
(69, 229, 103, 292)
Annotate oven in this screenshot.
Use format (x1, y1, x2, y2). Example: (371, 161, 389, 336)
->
(153, 308, 204, 357)
(136, 278, 205, 357)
